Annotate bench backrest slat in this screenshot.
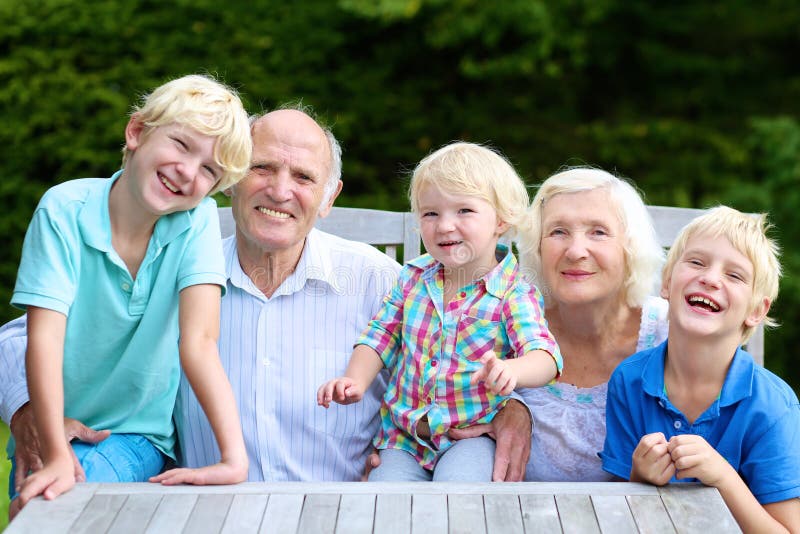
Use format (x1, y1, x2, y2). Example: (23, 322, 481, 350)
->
(217, 205, 764, 365)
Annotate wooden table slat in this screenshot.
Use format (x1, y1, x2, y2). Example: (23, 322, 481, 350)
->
(411, 494, 447, 534)
(592, 495, 639, 534)
(5, 483, 100, 534)
(659, 486, 741, 534)
(335, 493, 375, 534)
(374, 493, 412, 534)
(483, 494, 523, 534)
(447, 494, 486, 534)
(626, 495, 677, 534)
(145, 494, 198, 533)
(221, 494, 269, 534)
(182, 494, 234, 534)
(297, 493, 339, 534)
(108, 493, 162, 534)
(519, 494, 561, 534)
(69, 494, 127, 534)
(260, 494, 304, 534)
(556, 494, 601, 534)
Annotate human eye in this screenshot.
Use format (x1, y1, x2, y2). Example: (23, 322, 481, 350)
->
(171, 136, 188, 150)
(548, 227, 567, 237)
(458, 207, 475, 214)
(421, 211, 437, 218)
(591, 227, 609, 237)
(202, 165, 219, 180)
(250, 163, 272, 175)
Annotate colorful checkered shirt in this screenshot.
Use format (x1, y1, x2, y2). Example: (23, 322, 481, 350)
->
(357, 246, 562, 469)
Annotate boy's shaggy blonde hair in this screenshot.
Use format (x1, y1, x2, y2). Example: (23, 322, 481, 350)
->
(662, 205, 781, 342)
(409, 142, 529, 238)
(122, 74, 252, 194)
(517, 167, 663, 307)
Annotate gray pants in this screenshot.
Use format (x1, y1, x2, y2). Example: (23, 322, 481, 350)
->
(368, 436, 496, 482)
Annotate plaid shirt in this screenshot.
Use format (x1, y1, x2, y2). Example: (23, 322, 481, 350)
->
(357, 246, 562, 469)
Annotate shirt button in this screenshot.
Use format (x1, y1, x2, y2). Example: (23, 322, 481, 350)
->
(121, 283, 131, 291)
(431, 360, 438, 367)
(673, 420, 682, 429)
(460, 292, 466, 298)
(658, 400, 665, 408)
(262, 358, 271, 367)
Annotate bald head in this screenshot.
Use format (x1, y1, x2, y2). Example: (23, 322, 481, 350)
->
(250, 109, 341, 206)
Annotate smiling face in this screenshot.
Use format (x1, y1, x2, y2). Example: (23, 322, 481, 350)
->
(121, 119, 221, 216)
(417, 184, 507, 279)
(230, 110, 341, 259)
(662, 233, 767, 343)
(539, 189, 627, 307)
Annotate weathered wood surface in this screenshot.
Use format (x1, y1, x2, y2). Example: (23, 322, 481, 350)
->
(7, 482, 741, 534)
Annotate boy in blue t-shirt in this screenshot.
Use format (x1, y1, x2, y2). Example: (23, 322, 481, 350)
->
(11, 75, 252, 511)
(601, 206, 800, 532)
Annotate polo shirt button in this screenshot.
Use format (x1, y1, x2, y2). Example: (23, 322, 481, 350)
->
(673, 420, 682, 429)
(121, 283, 130, 291)
(658, 401, 665, 408)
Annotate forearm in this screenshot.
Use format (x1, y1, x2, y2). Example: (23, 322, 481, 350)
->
(26, 309, 70, 463)
(345, 345, 385, 390)
(180, 336, 247, 466)
(715, 471, 791, 533)
(509, 349, 558, 388)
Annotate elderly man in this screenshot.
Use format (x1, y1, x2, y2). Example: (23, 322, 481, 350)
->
(1, 109, 532, 493)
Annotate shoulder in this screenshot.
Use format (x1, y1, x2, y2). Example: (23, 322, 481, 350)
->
(750, 363, 800, 411)
(311, 228, 401, 272)
(37, 178, 106, 212)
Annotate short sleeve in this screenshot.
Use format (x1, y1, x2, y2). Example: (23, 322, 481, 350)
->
(355, 268, 409, 370)
(503, 283, 562, 375)
(600, 368, 640, 479)
(176, 199, 227, 295)
(0, 316, 30, 425)
(740, 401, 800, 504)
(12, 205, 79, 315)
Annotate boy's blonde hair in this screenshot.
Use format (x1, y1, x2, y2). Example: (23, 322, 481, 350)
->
(409, 142, 529, 237)
(122, 74, 252, 194)
(517, 167, 663, 307)
(663, 206, 781, 342)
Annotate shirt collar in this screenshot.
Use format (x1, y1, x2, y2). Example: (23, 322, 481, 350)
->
(642, 341, 755, 407)
(226, 227, 346, 300)
(408, 244, 518, 298)
(78, 170, 193, 252)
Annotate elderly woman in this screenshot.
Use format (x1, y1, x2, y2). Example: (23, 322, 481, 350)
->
(516, 167, 668, 481)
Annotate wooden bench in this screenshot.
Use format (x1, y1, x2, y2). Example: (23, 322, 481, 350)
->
(217, 205, 764, 365)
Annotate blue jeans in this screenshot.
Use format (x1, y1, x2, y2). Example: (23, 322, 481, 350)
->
(8, 433, 166, 500)
(368, 436, 496, 481)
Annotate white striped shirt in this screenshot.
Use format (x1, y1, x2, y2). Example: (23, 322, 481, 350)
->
(175, 229, 400, 481)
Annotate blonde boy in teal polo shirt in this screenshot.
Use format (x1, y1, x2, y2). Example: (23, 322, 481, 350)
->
(11, 75, 251, 511)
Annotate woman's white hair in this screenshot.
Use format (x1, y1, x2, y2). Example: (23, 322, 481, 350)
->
(517, 167, 664, 307)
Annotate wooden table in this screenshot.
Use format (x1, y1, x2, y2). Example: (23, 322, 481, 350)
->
(6, 481, 740, 533)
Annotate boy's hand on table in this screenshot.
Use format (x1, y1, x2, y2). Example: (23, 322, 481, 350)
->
(18, 455, 75, 506)
(631, 432, 675, 485)
(150, 458, 248, 486)
(668, 434, 734, 487)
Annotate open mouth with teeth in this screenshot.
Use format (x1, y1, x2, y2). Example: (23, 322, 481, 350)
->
(687, 294, 721, 312)
(159, 174, 181, 194)
(439, 240, 463, 247)
(257, 207, 291, 219)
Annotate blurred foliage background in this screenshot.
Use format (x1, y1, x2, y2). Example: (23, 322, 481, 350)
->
(1, 0, 799, 525)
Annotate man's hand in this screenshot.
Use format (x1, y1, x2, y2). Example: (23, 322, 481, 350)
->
(668, 434, 733, 487)
(631, 432, 675, 485)
(10, 402, 110, 490)
(317, 377, 364, 408)
(448, 399, 531, 481)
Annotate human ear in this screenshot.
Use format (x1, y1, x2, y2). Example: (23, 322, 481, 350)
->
(124, 114, 146, 151)
(495, 219, 511, 236)
(318, 180, 343, 218)
(660, 276, 671, 300)
(744, 297, 771, 327)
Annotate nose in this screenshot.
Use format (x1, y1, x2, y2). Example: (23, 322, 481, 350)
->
(176, 156, 202, 184)
(264, 169, 293, 203)
(699, 267, 723, 289)
(436, 213, 456, 233)
(564, 235, 589, 261)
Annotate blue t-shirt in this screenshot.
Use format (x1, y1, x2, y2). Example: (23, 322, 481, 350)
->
(11, 172, 227, 458)
(601, 341, 800, 505)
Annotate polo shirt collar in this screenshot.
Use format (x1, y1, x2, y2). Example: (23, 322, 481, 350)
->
(641, 341, 755, 407)
(78, 170, 192, 252)
(410, 244, 517, 298)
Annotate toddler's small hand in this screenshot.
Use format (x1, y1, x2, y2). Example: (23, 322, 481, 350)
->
(471, 352, 516, 395)
(317, 377, 363, 407)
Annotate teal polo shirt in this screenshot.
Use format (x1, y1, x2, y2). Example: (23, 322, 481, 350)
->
(12, 172, 226, 458)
